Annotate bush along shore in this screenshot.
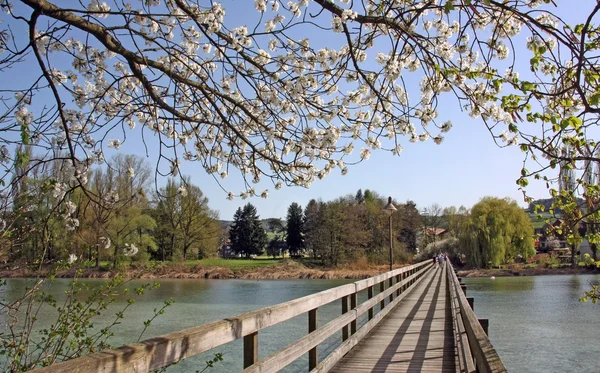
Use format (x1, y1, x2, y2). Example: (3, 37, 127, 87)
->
(0, 259, 408, 280)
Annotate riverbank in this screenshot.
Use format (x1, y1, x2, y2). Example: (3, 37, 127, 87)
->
(457, 265, 600, 277)
(0, 259, 401, 280)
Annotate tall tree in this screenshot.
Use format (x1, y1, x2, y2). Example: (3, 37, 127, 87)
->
(286, 202, 304, 256)
(229, 203, 267, 257)
(153, 178, 219, 261)
(398, 201, 422, 253)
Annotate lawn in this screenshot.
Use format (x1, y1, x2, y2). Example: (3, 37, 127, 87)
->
(190, 257, 283, 268)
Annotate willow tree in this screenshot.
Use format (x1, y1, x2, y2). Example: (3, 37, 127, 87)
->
(459, 197, 535, 268)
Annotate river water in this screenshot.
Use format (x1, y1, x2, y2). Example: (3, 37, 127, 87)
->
(2, 275, 599, 372)
(463, 274, 600, 373)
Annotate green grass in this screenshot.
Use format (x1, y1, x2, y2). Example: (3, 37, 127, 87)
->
(188, 258, 283, 268)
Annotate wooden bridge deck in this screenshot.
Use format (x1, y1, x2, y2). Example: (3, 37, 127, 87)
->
(330, 264, 457, 373)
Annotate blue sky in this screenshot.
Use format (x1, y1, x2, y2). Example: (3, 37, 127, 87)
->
(5, 0, 592, 220)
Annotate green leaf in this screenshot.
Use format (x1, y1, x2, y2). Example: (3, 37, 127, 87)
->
(590, 91, 600, 106)
(444, 1, 455, 14)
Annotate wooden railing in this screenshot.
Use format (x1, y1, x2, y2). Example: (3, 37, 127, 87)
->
(33, 261, 433, 373)
(447, 262, 507, 373)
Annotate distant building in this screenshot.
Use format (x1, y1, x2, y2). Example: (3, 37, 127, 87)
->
(423, 227, 449, 241)
(218, 240, 236, 258)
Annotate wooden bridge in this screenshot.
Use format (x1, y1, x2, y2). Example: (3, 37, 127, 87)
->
(34, 261, 507, 373)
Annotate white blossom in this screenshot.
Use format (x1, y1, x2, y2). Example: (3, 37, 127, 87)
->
(123, 243, 139, 257)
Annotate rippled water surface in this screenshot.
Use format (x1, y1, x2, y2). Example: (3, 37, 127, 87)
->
(463, 274, 600, 373)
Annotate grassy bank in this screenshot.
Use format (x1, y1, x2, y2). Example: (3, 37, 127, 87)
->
(0, 257, 407, 280)
(457, 263, 600, 278)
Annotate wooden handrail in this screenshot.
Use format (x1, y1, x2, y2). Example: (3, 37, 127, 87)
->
(447, 262, 507, 373)
(32, 261, 433, 373)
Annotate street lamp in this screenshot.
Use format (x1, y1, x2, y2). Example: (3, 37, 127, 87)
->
(382, 196, 397, 272)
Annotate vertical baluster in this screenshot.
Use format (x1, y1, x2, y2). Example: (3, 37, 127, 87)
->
(350, 292, 357, 335)
(379, 281, 385, 311)
(308, 308, 318, 371)
(367, 285, 374, 320)
(341, 296, 349, 341)
(243, 332, 258, 368)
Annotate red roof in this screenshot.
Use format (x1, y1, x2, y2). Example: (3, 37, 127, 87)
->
(424, 228, 447, 236)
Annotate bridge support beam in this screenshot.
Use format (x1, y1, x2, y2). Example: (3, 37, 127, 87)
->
(467, 297, 474, 310)
(479, 318, 489, 335)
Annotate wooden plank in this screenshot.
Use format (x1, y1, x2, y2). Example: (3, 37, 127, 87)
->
(312, 265, 436, 373)
(329, 265, 455, 373)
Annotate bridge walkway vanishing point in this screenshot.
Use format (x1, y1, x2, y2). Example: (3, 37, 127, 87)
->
(32, 261, 507, 373)
(330, 264, 455, 373)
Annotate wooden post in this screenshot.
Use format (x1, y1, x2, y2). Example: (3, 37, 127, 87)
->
(399, 272, 405, 293)
(467, 297, 474, 310)
(341, 296, 349, 341)
(243, 332, 258, 368)
(367, 286, 374, 320)
(479, 318, 489, 335)
(388, 278, 393, 303)
(379, 281, 385, 311)
(350, 292, 357, 335)
(308, 308, 318, 371)
(461, 284, 467, 296)
(395, 274, 401, 297)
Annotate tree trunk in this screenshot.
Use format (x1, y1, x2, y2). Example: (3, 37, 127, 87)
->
(571, 242, 576, 268)
(592, 243, 598, 262)
(170, 234, 176, 260)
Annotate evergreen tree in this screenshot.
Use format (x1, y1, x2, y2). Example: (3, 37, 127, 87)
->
(229, 203, 266, 257)
(286, 202, 304, 256)
(355, 189, 364, 204)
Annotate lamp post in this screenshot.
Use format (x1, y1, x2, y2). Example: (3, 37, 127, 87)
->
(382, 196, 397, 272)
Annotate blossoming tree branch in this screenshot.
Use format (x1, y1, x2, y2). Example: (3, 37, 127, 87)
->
(1, 0, 600, 243)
